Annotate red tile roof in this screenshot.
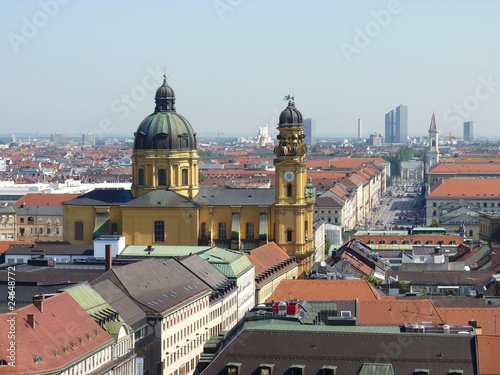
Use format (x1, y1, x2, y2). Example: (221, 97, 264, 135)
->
(0, 241, 35, 254)
(0, 292, 113, 374)
(428, 178, 500, 198)
(437, 307, 500, 335)
(478, 335, 500, 375)
(245, 242, 291, 276)
(266, 279, 383, 302)
(351, 234, 464, 246)
(13, 193, 81, 206)
(359, 299, 444, 326)
(329, 157, 387, 170)
(430, 162, 500, 174)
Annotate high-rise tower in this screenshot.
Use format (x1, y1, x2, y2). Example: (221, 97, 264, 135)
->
(428, 113, 439, 168)
(274, 99, 315, 275)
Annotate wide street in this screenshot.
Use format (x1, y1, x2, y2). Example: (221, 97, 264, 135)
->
(371, 182, 425, 231)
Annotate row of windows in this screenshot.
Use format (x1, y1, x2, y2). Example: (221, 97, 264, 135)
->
(315, 210, 339, 214)
(360, 239, 457, 245)
(138, 168, 189, 186)
(433, 201, 500, 208)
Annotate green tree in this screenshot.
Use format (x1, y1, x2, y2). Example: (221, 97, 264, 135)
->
(199, 172, 207, 183)
(330, 165, 337, 171)
(430, 220, 439, 227)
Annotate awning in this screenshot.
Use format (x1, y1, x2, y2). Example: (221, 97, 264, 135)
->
(259, 212, 268, 241)
(93, 212, 109, 239)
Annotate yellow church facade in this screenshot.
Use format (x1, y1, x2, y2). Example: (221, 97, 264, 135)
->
(63, 77, 315, 275)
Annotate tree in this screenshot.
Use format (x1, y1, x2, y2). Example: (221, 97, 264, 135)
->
(325, 237, 331, 255)
(199, 172, 207, 183)
(330, 165, 337, 171)
(430, 220, 439, 227)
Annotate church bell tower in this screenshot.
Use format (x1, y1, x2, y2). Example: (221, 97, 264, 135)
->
(273, 97, 315, 277)
(428, 112, 439, 169)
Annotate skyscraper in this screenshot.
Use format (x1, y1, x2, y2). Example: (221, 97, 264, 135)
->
(396, 105, 408, 143)
(303, 118, 316, 146)
(464, 121, 474, 141)
(384, 105, 408, 143)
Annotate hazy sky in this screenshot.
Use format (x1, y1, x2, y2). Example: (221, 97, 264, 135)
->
(2, 0, 500, 139)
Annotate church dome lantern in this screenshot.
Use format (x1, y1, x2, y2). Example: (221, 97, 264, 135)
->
(279, 99, 303, 125)
(134, 75, 197, 151)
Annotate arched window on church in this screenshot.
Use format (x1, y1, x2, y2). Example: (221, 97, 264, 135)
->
(75, 221, 84, 241)
(201, 223, 207, 240)
(158, 169, 167, 186)
(138, 168, 145, 185)
(286, 228, 292, 242)
(182, 169, 188, 185)
(432, 140, 435, 147)
(287, 184, 292, 197)
(218, 223, 227, 240)
(246, 223, 254, 240)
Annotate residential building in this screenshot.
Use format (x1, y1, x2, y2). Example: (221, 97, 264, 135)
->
(426, 178, 500, 225)
(63, 283, 136, 374)
(245, 242, 298, 304)
(91, 258, 214, 375)
(428, 159, 500, 185)
(118, 245, 255, 320)
(0, 206, 16, 241)
(198, 300, 479, 375)
(368, 132, 382, 146)
(0, 292, 116, 375)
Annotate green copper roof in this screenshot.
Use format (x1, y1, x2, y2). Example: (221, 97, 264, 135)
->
(121, 245, 213, 257)
(198, 247, 253, 278)
(243, 321, 401, 334)
(63, 282, 131, 337)
(0, 206, 16, 214)
(119, 245, 254, 279)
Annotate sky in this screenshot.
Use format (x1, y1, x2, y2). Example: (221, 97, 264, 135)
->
(2, 0, 500, 140)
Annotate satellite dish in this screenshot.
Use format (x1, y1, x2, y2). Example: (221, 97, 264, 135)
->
(320, 261, 327, 267)
(464, 266, 471, 272)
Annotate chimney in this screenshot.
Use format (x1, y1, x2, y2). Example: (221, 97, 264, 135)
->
(33, 294, 45, 313)
(27, 313, 36, 330)
(468, 319, 478, 328)
(105, 244, 112, 272)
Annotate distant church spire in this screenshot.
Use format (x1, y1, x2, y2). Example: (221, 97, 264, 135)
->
(428, 112, 439, 169)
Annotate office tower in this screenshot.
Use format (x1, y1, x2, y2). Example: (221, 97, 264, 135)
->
(428, 113, 439, 168)
(51, 133, 66, 145)
(368, 133, 382, 146)
(384, 105, 408, 143)
(358, 118, 362, 139)
(82, 133, 96, 146)
(464, 121, 474, 141)
(396, 105, 408, 143)
(303, 118, 316, 146)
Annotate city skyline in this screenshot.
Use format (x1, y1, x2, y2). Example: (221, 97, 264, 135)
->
(2, 1, 500, 139)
